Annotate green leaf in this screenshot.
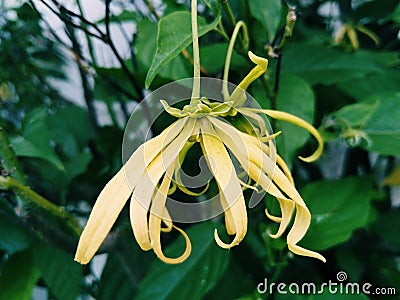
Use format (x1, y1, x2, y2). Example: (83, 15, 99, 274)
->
(136, 19, 191, 86)
(330, 102, 378, 128)
(10, 108, 64, 170)
(47, 106, 92, 152)
(324, 93, 400, 156)
(200, 42, 246, 74)
(337, 69, 400, 100)
(0, 250, 41, 300)
(371, 210, 400, 249)
(249, 0, 282, 43)
(145, 12, 220, 88)
(98, 253, 137, 300)
(33, 241, 83, 300)
(134, 222, 230, 300)
(276, 74, 315, 165)
(391, 2, 400, 23)
(360, 92, 400, 156)
(282, 43, 383, 85)
(0, 214, 33, 254)
(200, 0, 221, 16)
(299, 176, 374, 250)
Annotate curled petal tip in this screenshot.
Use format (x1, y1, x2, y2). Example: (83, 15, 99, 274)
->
(288, 243, 326, 263)
(248, 51, 268, 69)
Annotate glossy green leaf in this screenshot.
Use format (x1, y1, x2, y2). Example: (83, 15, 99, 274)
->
(0, 250, 41, 300)
(0, 214, 33, 254)
(47, 106, 92, 156)
(282, 43, 383, 85)
(391, 2, 400, 23)
(33, 242, 83, 300)
(276, 74, 315, 165)
(299, 176, 374, 250)
(360, 92, 400, 156)
(200, 42, 246, 74)
(134, 222, 230, 300)
(371, 210, 400, 249)
(10, 108, 64, 170)
(136, 19, 191, 86)
(200, 0, 221, 16)
(337, 69, 400, 100)
(249, 0, 282, 43)
(145, 12, 220, 88)
(324, 93, 400, 156)
(98, 253, 137, 300)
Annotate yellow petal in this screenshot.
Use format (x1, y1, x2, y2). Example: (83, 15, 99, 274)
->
(130, 118, 196, 250)
(289, 243, 326, 262)
(218, 185, 236, 235)
(75, 168, 132, 264)
(149, 165, 192, 264)
(200, 118, 247, 248)
(75, 119, 190, 264)
(242, 108, 323, 162)
(124, 118, 188, 188)
(229, 52, 268, 107)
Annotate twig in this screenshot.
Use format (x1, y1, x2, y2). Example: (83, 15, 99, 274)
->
(0, 176, 82, 236)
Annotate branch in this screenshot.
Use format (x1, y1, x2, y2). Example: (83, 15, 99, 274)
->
(0, 176, 82, 237)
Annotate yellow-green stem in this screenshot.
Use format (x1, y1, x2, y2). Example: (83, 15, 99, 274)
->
(0, 176, 82, 237)
(190, 0, 201, 104)
(222, 21, 248, 100)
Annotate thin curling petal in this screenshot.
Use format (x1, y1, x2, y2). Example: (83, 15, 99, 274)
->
(229, 52, 268, 107)
(218, 185, 236, 235)
(130, 119, 196, 251)
(75, 168, 132, 264)
(149, 164, 192, 264)
(289, 243, 326, 262)
(243, 108, 323, 162)
(75, 119, 188, 264)
(200, 119, 247, 248)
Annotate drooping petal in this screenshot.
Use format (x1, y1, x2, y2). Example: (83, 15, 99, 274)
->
(288, 244, 326, 262)
(149, 164, 192, 264)
(75, 168, 132, 264)
(124, 118, 188, 188)
(130, 118, 197, 250)
(241, 108, 323, 162)
(199, 118, 247, 248)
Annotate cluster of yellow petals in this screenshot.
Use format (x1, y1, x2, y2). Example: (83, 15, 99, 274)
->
(75, 50, 326, 264)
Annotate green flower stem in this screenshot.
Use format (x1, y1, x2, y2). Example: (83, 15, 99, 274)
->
(0, 127, 27, 185)
(0, 175, 82, 237)
(190, 0, 201, 103)
(222, 21, 248, 100)
(221, 0, 237, 27)
(221, 0, 248, 54)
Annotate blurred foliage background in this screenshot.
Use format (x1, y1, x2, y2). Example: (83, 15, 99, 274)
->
(0, 0, 399, 299)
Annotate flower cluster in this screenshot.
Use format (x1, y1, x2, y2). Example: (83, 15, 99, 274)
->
(75, 51, 325, 264)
